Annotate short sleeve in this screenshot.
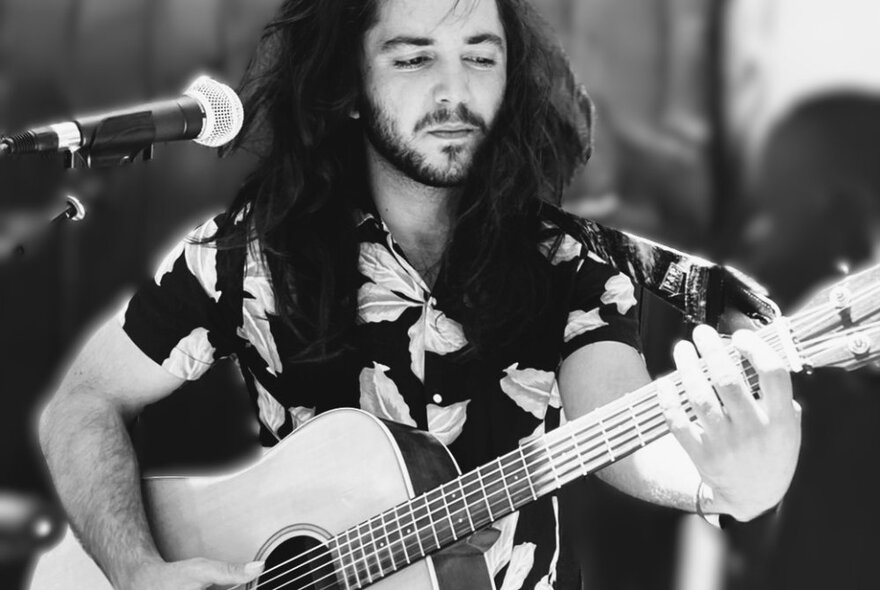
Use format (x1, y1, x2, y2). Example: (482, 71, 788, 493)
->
(561, 249, 642, 359)
(119, 216, 241, 381)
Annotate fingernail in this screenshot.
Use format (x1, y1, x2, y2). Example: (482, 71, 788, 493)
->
(245, 561, 264, 574)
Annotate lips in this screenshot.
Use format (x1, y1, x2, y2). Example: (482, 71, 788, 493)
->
(427, 126, 478, 139)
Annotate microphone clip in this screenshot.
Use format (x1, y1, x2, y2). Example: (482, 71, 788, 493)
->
(65, 111, 157, 169)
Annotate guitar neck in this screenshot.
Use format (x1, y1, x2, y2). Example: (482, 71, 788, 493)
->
(329, 322, 791, 587)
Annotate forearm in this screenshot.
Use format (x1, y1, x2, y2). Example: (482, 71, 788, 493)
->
(595, 434, 703, 512)
(39, 390, 161, 588)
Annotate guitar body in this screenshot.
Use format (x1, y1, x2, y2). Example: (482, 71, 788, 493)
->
(28, 409, 494, 590)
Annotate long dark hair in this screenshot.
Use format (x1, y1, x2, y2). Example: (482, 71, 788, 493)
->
(216, 0, 592, 362)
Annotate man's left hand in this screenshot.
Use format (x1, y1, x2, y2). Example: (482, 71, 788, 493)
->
(659, 325, 802, 521)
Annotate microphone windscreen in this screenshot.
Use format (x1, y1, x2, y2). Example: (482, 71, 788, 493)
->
(184, 76, 244, 148)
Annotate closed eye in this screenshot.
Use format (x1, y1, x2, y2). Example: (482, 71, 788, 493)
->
(394, 56, 432, 70)
(465, 56, 497, 68)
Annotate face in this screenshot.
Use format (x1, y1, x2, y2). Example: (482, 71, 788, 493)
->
(361, 0, 508, 187)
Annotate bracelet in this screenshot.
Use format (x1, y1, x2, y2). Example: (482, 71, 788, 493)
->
(695, 481, 713, 523)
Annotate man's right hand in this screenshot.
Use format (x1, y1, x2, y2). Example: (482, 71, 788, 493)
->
(123, 557, 264, 590)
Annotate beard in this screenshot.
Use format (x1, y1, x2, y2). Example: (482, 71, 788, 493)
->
(361, 97, 489, 188)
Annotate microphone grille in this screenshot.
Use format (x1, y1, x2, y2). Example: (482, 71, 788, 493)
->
(184, 76, 244, 148)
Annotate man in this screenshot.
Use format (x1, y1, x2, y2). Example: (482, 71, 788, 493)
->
(38, 0, 801, 589)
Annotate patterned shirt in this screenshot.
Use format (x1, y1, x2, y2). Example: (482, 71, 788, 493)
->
(120, 208, 641, 589)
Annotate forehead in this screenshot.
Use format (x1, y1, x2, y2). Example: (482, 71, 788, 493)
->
(367, 0, 504, 47)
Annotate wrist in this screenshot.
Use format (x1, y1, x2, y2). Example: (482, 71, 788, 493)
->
(110, 553, 167, 590)
(697, 481, 782, 522)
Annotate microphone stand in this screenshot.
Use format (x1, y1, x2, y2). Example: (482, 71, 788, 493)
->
(0, 112, 160, 265)
(0, 194, 87, 263)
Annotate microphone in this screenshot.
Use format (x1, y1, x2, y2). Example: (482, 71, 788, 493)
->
(0, 76, 244, 159)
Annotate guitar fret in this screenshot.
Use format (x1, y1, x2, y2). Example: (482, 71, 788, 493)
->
(379, 511, 396, 571)
(438, 486, 457, 540)
(628, 400, 647, 447)
(517, 445, 538, 501)
(457, 477, 476, 531)
(422, 494, 442, 549)
(408, 499, 427, 557)
(367, 517, 387, 579)
(356, 521, 375, 584)
(330, 537, 353, 590)
(543, 440, 562, 489)
(348, 527, 365, 588)
(475, 467, 495, 521)
(598, 418, 616, 461)
(568, 428, 588, 477)
(503, 454, 531, 506)
(392, 506, 411, 564)
(496, 457, 516, 512)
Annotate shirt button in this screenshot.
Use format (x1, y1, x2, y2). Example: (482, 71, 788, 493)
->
(432, 393, 443, 404)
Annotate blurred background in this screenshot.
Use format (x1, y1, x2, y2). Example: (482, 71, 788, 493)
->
(3, 0, 880, 589)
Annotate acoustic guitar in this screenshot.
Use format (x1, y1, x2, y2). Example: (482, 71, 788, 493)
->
(28, 264, 880, 590)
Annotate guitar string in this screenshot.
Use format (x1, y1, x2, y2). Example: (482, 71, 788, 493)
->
(239, 319, 791, 590)
(243, 392, 668, 590)
(225, 376, 667, 589)
(242, 362, 770, 590)
(247, 304, 837, 589)
(262, 405, 689, 590)
(787, 282, 880, 338)
(224, 318, 789, 588)
(241, 285, 880, 588)
(271, 370, 760, 590)
(235, 377, 686, 590)
(238, 385, 673, 590)
(241, 332, 779, 590)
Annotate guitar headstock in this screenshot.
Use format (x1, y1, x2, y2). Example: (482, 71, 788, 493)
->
(786, 263, 880, 372)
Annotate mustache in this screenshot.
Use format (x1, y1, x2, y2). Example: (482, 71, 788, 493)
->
(414, 104, 489, 134)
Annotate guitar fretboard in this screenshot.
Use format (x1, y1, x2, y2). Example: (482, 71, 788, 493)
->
(326, 325, 780, 589)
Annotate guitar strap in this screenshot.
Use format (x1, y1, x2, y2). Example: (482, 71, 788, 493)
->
(541, 205, 781, 329)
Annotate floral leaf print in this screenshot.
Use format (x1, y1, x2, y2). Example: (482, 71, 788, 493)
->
(518, 422, 546, 446)
(359, 363, 416, 427)
(359, 242, 425, 301)
(539, 232, 582, 266)
(154, 219, 221, 301)
(499, 543, 537, 590)
(154, 240, 185, 286)
(408, 300, 468, 382)
(601, 273, 637, 315)
(426, 400, 471, 445)
(484, 512, 521, 577)
(290, 406, 316, 431)
(160, 327, 214, 380)
(500, 364, 561, 420)
(254, 379, 286, 438)
(358, 281, 421, 324)
(184, 223, 221, 302)
(563, 308, 608, 343)
(238, 275, 284, 376)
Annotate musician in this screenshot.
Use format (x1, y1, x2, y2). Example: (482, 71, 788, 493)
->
(38, 0, 802, 588)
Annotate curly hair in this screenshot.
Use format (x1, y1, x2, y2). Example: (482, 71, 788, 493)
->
(215, 0, 593, 362)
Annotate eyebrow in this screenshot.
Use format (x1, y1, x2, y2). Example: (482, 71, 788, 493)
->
(380, 33, 505, 52)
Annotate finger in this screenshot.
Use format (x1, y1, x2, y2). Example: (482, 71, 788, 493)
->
(656, 375, 703, 458)
(692, 325, 761, 423)
(187, 558, 264, 585)
(731, 329, 794, 419)
(673, 338, 727, 430)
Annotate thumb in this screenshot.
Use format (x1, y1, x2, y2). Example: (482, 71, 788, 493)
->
(186, 558, 264, 585)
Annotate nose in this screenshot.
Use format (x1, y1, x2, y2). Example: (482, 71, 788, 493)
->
(433, 60, 471, 106)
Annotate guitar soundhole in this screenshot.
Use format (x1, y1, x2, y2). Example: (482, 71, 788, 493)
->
(255, 535, 342, 590)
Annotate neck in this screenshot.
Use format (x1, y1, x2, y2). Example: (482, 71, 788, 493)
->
(366, 143, 462, 286)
